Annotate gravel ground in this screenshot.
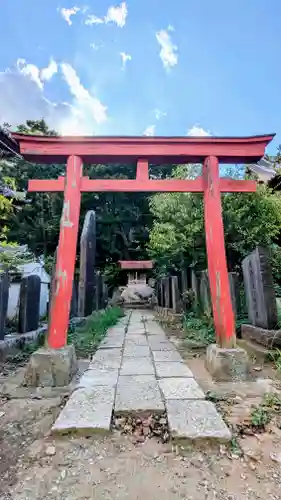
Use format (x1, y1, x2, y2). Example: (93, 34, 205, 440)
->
(1, 320, 281, 500)
(6, 433, 281, 500)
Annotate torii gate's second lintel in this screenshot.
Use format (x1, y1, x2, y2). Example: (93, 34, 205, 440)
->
(12, 133, 275, 350)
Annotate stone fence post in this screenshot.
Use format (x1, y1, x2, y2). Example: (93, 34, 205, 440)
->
(0, 271, 9, 340)
(78, 210, 96, 317)
(199, 270, 212, 317)
(19, 275, 41, 333)
(171, 276, 181, 313)
(242, 246, 277, 329)
(162, 277, 170, 309)
(191, 270, 200, 306)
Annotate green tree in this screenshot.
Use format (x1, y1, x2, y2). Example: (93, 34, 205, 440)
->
(16, 119, 58, 136)
(148, 164, 281, 274)
(0, 119, 64, 252)
(1, 120, 153, 277)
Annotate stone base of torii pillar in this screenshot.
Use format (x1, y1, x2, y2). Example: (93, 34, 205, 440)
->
(23, 345, 78, 387)
(206, 344, 250, 382)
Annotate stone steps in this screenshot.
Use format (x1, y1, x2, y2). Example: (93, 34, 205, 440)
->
(52, 310, 231, 443)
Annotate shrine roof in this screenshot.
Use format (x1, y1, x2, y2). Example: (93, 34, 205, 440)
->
(11, 133, 275, 165)
(119, 261, 153, 270)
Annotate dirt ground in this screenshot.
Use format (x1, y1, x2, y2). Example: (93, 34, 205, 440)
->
(1, 343, 281, 499)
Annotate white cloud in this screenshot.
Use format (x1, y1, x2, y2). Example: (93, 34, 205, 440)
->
(105, 2, 127, 27)
(143, 125, 155, 136)
(60, 6, 80, 25)
(85, 2, 128, 28)
(41, 59, 58, 82)
(120, 52, 131, 69)
(154, 109, 166, 120)
(85, 14, 104, 26)
(156, 29, 178, 70)
(17, 59, 43, 90)
(187, 125, 211, 137)
(16, 58, 57, 90)
(0, 61, 108, 136)
(60, 63, 107, 131)
(0, 68, 70, 131)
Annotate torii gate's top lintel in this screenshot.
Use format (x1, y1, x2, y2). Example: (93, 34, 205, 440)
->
(12, 133, 275, 165)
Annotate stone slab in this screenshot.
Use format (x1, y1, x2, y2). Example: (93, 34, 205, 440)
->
(93, 348, 122, 363)
(89, 358, 122, 371)
(77, 369, 119, 388)
(120, 357, 155, 376)
(99, 339, 125, 349)
(147, 335, 167, 343)
(124, 336, 149, 346)
(123, 345, 150, 357)
(166, 400, 231, 442)
(24, 345, 77, 387)
(126, 329, 146, 335)
(148, 340, 176, 351)
(159, 377, 205, 400)
(206, 343, 250, 381)
(115, 375, 164, 413)
(146, 325, 165, 335)
(152, 350, 183, 363)
(155, 362, 193, 379)
(52, 386, 115, 434)
(241, 323, 281, 348)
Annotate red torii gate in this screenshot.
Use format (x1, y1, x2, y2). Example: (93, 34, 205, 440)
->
(12, 133, 274, 350)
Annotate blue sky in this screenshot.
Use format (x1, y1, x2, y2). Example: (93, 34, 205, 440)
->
(0, 0, 280, 154)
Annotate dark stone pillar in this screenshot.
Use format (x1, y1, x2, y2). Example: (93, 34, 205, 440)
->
(181, 269, 188, 293)
(95, 272, 102, 310)
(70, 278, 78, 318)
(171, 276, 181, 313)
(191, 270, 200, 305)
(242, 246, 277, 329)
(78, 211, 96, 317)
(19, 275, 41, 333)
(0, 271, 9, 340)
(228, 272, 240, 319)
(162, 277, 170, 309)
(199, 270, 212, 316)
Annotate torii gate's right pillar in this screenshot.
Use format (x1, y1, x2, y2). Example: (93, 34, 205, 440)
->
(203, 155, 249, 380)
(203, 156, 236, 349)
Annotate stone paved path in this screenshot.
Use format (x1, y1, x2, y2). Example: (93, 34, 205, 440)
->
(52, 310, 231, 441)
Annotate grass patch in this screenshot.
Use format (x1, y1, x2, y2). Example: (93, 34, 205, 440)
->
(250, 392, 281, 431)
(68, 306, 124, 358)
(269, 349, 281, 374)
(182, 312, 215, 347)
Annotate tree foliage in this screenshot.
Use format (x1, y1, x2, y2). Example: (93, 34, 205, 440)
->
(148, 165, 281, 274)
(0, 120, 152, 277)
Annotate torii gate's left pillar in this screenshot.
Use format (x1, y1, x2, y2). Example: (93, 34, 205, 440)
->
(48, 155, 83, 349)
(24, 155, 81, 387)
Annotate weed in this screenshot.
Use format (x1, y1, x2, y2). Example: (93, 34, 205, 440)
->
(249, 392, 281, 430)
(263, 392, 281, 410)
(250, 406, 271, 428)
(183, 312, 215, 346)
(68, 306, 123, 358)
(269, 349, 281, 374)
(229, 437, 242, 457)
